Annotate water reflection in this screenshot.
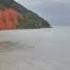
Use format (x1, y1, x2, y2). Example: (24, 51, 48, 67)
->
(0, 41, 18, 51)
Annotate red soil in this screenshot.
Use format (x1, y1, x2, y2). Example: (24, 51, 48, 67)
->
(0, 8, 22, 30)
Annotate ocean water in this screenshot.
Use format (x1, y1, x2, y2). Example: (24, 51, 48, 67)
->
(0, 26, 70, 70)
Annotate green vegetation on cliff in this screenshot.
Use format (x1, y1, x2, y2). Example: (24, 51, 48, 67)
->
(0, 0, 51, 29)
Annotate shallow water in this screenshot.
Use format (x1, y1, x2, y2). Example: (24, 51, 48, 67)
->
(0, 26, 70, 70)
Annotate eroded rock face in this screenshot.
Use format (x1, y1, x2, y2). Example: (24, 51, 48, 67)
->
(0, 8, 22, 29)
(0, 0, 51, 29)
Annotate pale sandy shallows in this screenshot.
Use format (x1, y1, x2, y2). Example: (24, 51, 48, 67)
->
(0, 26, 70, 70)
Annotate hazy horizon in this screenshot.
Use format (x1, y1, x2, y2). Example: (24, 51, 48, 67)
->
(16, 0, 70, 26)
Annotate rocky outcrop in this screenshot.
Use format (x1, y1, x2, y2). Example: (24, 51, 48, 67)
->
(0, 0, 51, 29)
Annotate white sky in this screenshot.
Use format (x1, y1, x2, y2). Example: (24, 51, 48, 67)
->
(15, 0, 70, 26)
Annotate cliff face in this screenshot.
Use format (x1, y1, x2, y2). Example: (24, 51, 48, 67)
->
(0, 0, 51, 29)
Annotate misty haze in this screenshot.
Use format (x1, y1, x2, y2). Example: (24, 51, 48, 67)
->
(0, 0, 70, 70)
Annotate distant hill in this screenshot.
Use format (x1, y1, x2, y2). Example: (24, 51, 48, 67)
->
(0, 0, 51, 29)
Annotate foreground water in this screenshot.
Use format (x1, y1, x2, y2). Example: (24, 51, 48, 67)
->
(0, 26, 70, 70)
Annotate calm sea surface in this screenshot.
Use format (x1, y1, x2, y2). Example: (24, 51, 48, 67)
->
(0, 26, 70, 70)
